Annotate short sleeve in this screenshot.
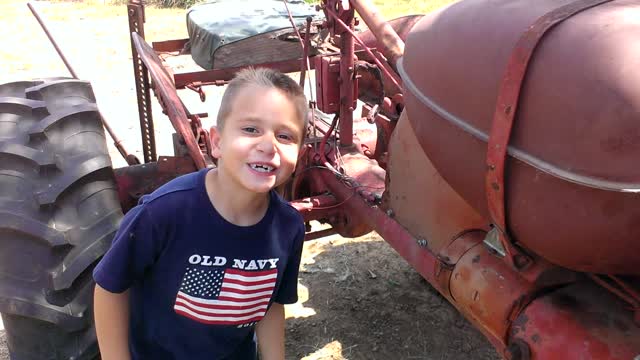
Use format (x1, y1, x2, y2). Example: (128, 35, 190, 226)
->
(273, 220, 305, 304)
(93, 204, 164, 293)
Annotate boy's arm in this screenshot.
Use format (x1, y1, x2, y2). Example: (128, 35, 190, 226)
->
(255, 303, 286, 360)
(94, 284, 131, 360)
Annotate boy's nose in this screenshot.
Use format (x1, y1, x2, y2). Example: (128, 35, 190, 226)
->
(256, 133, 277, 154)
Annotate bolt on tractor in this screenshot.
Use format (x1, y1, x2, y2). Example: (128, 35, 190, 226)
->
(0, 0, 639, 359)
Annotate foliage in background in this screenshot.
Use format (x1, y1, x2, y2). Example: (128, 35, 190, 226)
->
(304, 0, 457, 18)
(146, 0, 200, 8)
(141, 0, 458, 12)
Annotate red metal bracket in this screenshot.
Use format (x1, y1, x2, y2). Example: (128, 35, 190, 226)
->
(486, 0, 612, 269)
(131, 32, 207, 169)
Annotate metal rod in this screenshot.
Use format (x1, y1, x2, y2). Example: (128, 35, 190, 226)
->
(27, 2, 78, 78)
(325, 7, 401, 92)
(281, 0, 312, 89)
(27, 2, 138, 165)
(350, 0, 405, 69)
(609, 275, 640, 304)
(338, 7, 355, 147)
(299, 17, 313, 88)
(305, 227, 338, 241)
(282, 0, 306, 49)
(589, 274, 638, 307)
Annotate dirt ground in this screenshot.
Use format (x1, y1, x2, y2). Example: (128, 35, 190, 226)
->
(0, 1, 499, 359)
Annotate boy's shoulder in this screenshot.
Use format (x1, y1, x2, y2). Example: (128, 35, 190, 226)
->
(271, 191, 304, 225)
(139, 169, 206, 208)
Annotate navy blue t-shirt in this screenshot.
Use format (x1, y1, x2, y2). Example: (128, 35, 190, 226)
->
(93, 168, 305, 359)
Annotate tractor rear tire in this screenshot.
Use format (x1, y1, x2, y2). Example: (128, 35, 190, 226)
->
(0, 78, 122, 359)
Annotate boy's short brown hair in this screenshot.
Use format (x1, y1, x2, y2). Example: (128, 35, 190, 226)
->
(216, 68, 309, 136)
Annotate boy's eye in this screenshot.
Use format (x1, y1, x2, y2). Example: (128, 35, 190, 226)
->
(277, 133, 295, 142)
(241, 127, 258, 134)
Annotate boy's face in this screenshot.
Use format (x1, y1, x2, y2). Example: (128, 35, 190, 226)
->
(210, 84, 304, 194)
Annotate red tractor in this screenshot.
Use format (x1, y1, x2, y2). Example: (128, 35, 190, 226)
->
(0, 0, 639, 359)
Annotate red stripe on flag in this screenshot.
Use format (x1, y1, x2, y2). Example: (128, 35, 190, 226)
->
(219, 286, 275, 295)
(175, 308, 263, 325)
(176, 294, 269, 310)
(218, 293, 273, 302)
(223, 277, 276, 287)
(226, 268, 277, 277)
(175, 299, 267, 316)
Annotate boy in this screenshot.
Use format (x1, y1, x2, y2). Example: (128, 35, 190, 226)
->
(93, 68, 308, 360)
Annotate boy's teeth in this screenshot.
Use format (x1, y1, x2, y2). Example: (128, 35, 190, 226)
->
(250, 164, 273, 172)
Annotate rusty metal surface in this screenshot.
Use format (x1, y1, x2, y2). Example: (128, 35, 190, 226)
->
(131, 32, 206, 169)
(128, 1, 157, 164)
(173, 57, 316, 88)
(114, 156, 197, 212)
(152, 38, 189, 53)
(324, 6, 402, 94)
(289, 194, 340, 223)
(449, 235, 534, 347)
(485, 0, 613, 269)
(386, 111, 488, 254)
(322, 0, 356, 147)
(314, 160, 442, 281)
(401, 0, 640, 275)
(316, 56, 344, 114)
(510, 281, 640, 359)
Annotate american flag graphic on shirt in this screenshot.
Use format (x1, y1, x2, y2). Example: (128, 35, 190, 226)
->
(174, 267, 277, 325)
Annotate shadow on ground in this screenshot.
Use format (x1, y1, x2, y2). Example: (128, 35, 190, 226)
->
(285, 235, 500, 360)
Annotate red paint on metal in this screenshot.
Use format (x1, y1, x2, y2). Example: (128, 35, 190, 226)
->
(402, 0, 640, 275)
(173, 58, 316, 88)
(315, 56, 344, 114)
(114, 156, 197, 212)
(449, 239, 536, 346)
(289, 194, 340, 223)
(152, 38, 189, 52)
(132, 33, 206, 169)
(510, 281, 640, 359)
(334, 1, 356, 148)
(317, 166, 439, 281)
(128, 1, 157, 164)
(385, 111, 489, 253)
(325, 6, 401, 93)
(486, 0, 613, 270)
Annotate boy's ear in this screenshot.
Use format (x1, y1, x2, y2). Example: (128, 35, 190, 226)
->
(209, 125, 222, 159)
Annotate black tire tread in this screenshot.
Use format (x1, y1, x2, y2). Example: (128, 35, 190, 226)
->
(0, 78, 122, 360)
(0, 81, 44, 98)
(35, 155, 113, 207)
(0, 142, 56, 168)
(27, 103, 100, 137)
(50, 208, 122, 290)
(0, 211, 67, 247)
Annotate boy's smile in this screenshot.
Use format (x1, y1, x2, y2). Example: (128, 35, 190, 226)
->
(211, 84, 303, 195)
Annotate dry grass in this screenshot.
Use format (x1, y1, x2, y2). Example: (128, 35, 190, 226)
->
(373, 0, 457, 18)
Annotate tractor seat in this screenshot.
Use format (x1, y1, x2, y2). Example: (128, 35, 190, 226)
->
(186, 0, 319, 70)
